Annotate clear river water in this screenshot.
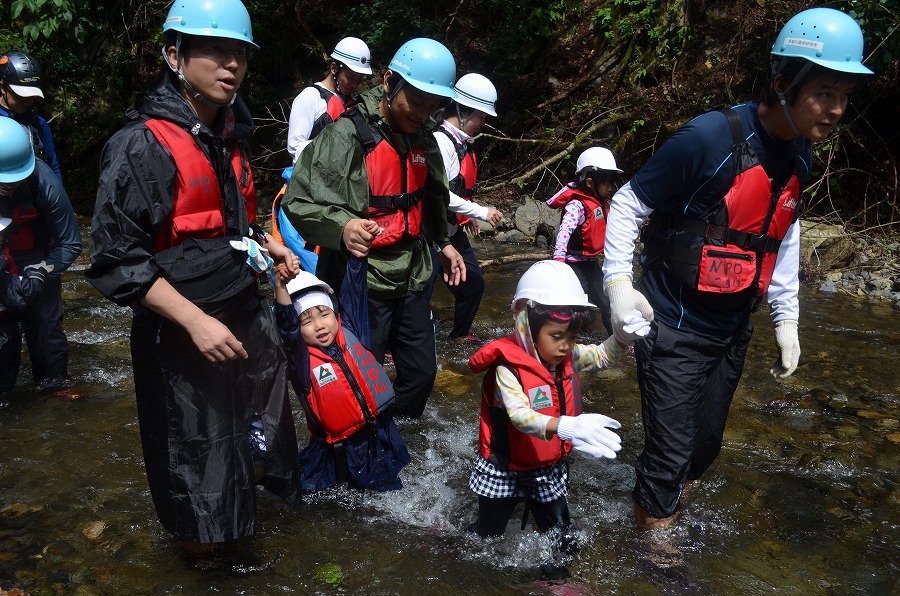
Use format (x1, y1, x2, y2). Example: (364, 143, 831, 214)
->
(1, 228, 897, 595)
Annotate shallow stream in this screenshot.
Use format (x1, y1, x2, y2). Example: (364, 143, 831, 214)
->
(1, 229, 897, 595)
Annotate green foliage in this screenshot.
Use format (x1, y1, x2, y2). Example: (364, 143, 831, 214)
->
(344, 0, 425, 61)
(10, 0, 99, 45)
(592, 0, 689, 84)
(476, 0, 582, 73)
(845, 0, 900, 74)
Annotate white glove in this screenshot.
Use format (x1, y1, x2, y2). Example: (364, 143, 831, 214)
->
(606, 279, 654, 344)
(230, 237, 273, 273)
(771, 319, 800, 379)
(556, 413, 622, 459)
(622, 309, 651, 338)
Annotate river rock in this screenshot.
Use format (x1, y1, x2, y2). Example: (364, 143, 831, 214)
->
(819, 280, 837, 294)
(799, 220, 853, 271)
(496, 229, 529, 244)
(82, 520, 107, 541)
(513, 198, 560, 238)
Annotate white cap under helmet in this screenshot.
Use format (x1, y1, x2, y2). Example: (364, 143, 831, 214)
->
(286, 271, 334, 315)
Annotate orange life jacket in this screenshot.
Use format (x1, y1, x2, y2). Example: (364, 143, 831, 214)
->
(641, 107, 801, 296)
(436, 125, 477, 226)
(469, 336, 582, 472)
(143, 118, 256, 252)
(546, 184, 607, 257)
(346, 109, 428, 248)
(309, 84, 352, 140)
(0, 176, 50, 253)
(306, 326, 394, 444)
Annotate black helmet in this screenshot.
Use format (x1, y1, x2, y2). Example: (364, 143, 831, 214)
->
(0, 51, 44, 98)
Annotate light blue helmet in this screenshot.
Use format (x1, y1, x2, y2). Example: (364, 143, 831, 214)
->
(771, 7, 873, 75)
(0, 118, 36, 184)
(163, 0, 258, 49)
(389, 38, 457, 99)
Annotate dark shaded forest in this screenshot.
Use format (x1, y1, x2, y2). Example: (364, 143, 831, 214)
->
(3, 0, 899, 234)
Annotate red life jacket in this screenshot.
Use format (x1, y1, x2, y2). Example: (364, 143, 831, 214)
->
(346, 109, 427, 248)
(469, 336, 582, 472)
(546, 184, 607, 257)
(1, 176, 50, 254)
(143, 118, 256, 252)
(309, 84, 351, 140)
(436, 125, 477, 226)
(641, 107, 801, 297)
(306, 326, 395, 444)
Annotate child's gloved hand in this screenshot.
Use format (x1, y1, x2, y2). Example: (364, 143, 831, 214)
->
(557, 413, 622, 459)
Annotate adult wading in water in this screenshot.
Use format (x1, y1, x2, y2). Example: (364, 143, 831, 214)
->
(601, 7, 874, 529)
(87, 0, 300, 550)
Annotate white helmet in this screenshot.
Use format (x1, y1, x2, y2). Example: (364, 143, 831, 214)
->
(576, 147, 623, 174)
(331, 37, 372, 75)
(512, 260, 594, 311)
(286, 271, 334, 315)
(454, 73, 497, 117)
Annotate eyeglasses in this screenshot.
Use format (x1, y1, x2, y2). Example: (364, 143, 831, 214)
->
(195, 44, 252, 63)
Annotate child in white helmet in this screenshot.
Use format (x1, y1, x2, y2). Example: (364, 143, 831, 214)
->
(466, 260, 648, 578)
(546, 147, 623, 336)
(272, 268, 410, 492)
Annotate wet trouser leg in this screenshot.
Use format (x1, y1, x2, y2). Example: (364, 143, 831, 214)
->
(476, 496, 519, 537)
(22, 276, 68, 383)
(568, 260, 611, 336)
(428, 229, 485, 339)
(632, 319, 753, 519)
(131, 292, 299, 543)
(0, 317, 22, 394)
(445, 230, 484, 339)
(368, 290, 437, 418)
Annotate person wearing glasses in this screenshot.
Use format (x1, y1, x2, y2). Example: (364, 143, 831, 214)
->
(87, 0, 300, 551)
(280, 38, 467, 419)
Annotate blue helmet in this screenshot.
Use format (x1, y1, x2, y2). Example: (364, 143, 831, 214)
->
(163, 0, 258, 48)
(771, 7, 873, 75)
(389, 38, 456, 99)
(0, 118, 36, 184)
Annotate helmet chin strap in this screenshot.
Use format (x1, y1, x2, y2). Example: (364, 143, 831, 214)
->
(332, 63, 348, 97)
(164, 33, 236, 110)
(773, 59, 813, 139)
(384, 76, 406, 132)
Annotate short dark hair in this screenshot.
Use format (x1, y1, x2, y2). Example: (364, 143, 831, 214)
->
(576, 168, 617, 190)
(761, 57, 867, 105)
(528, 303, 596, 336)
(163, 31, 194, 54)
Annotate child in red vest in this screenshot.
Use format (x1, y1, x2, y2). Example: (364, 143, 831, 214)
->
(546, 147, 623, 335)
(467, 260, 648, 576)
(272, 270, 409, 492)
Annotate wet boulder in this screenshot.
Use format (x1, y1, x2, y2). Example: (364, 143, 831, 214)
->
(799, 220, 853, 272)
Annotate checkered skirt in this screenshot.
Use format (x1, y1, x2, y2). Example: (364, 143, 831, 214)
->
(468, 451, 568, 502)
